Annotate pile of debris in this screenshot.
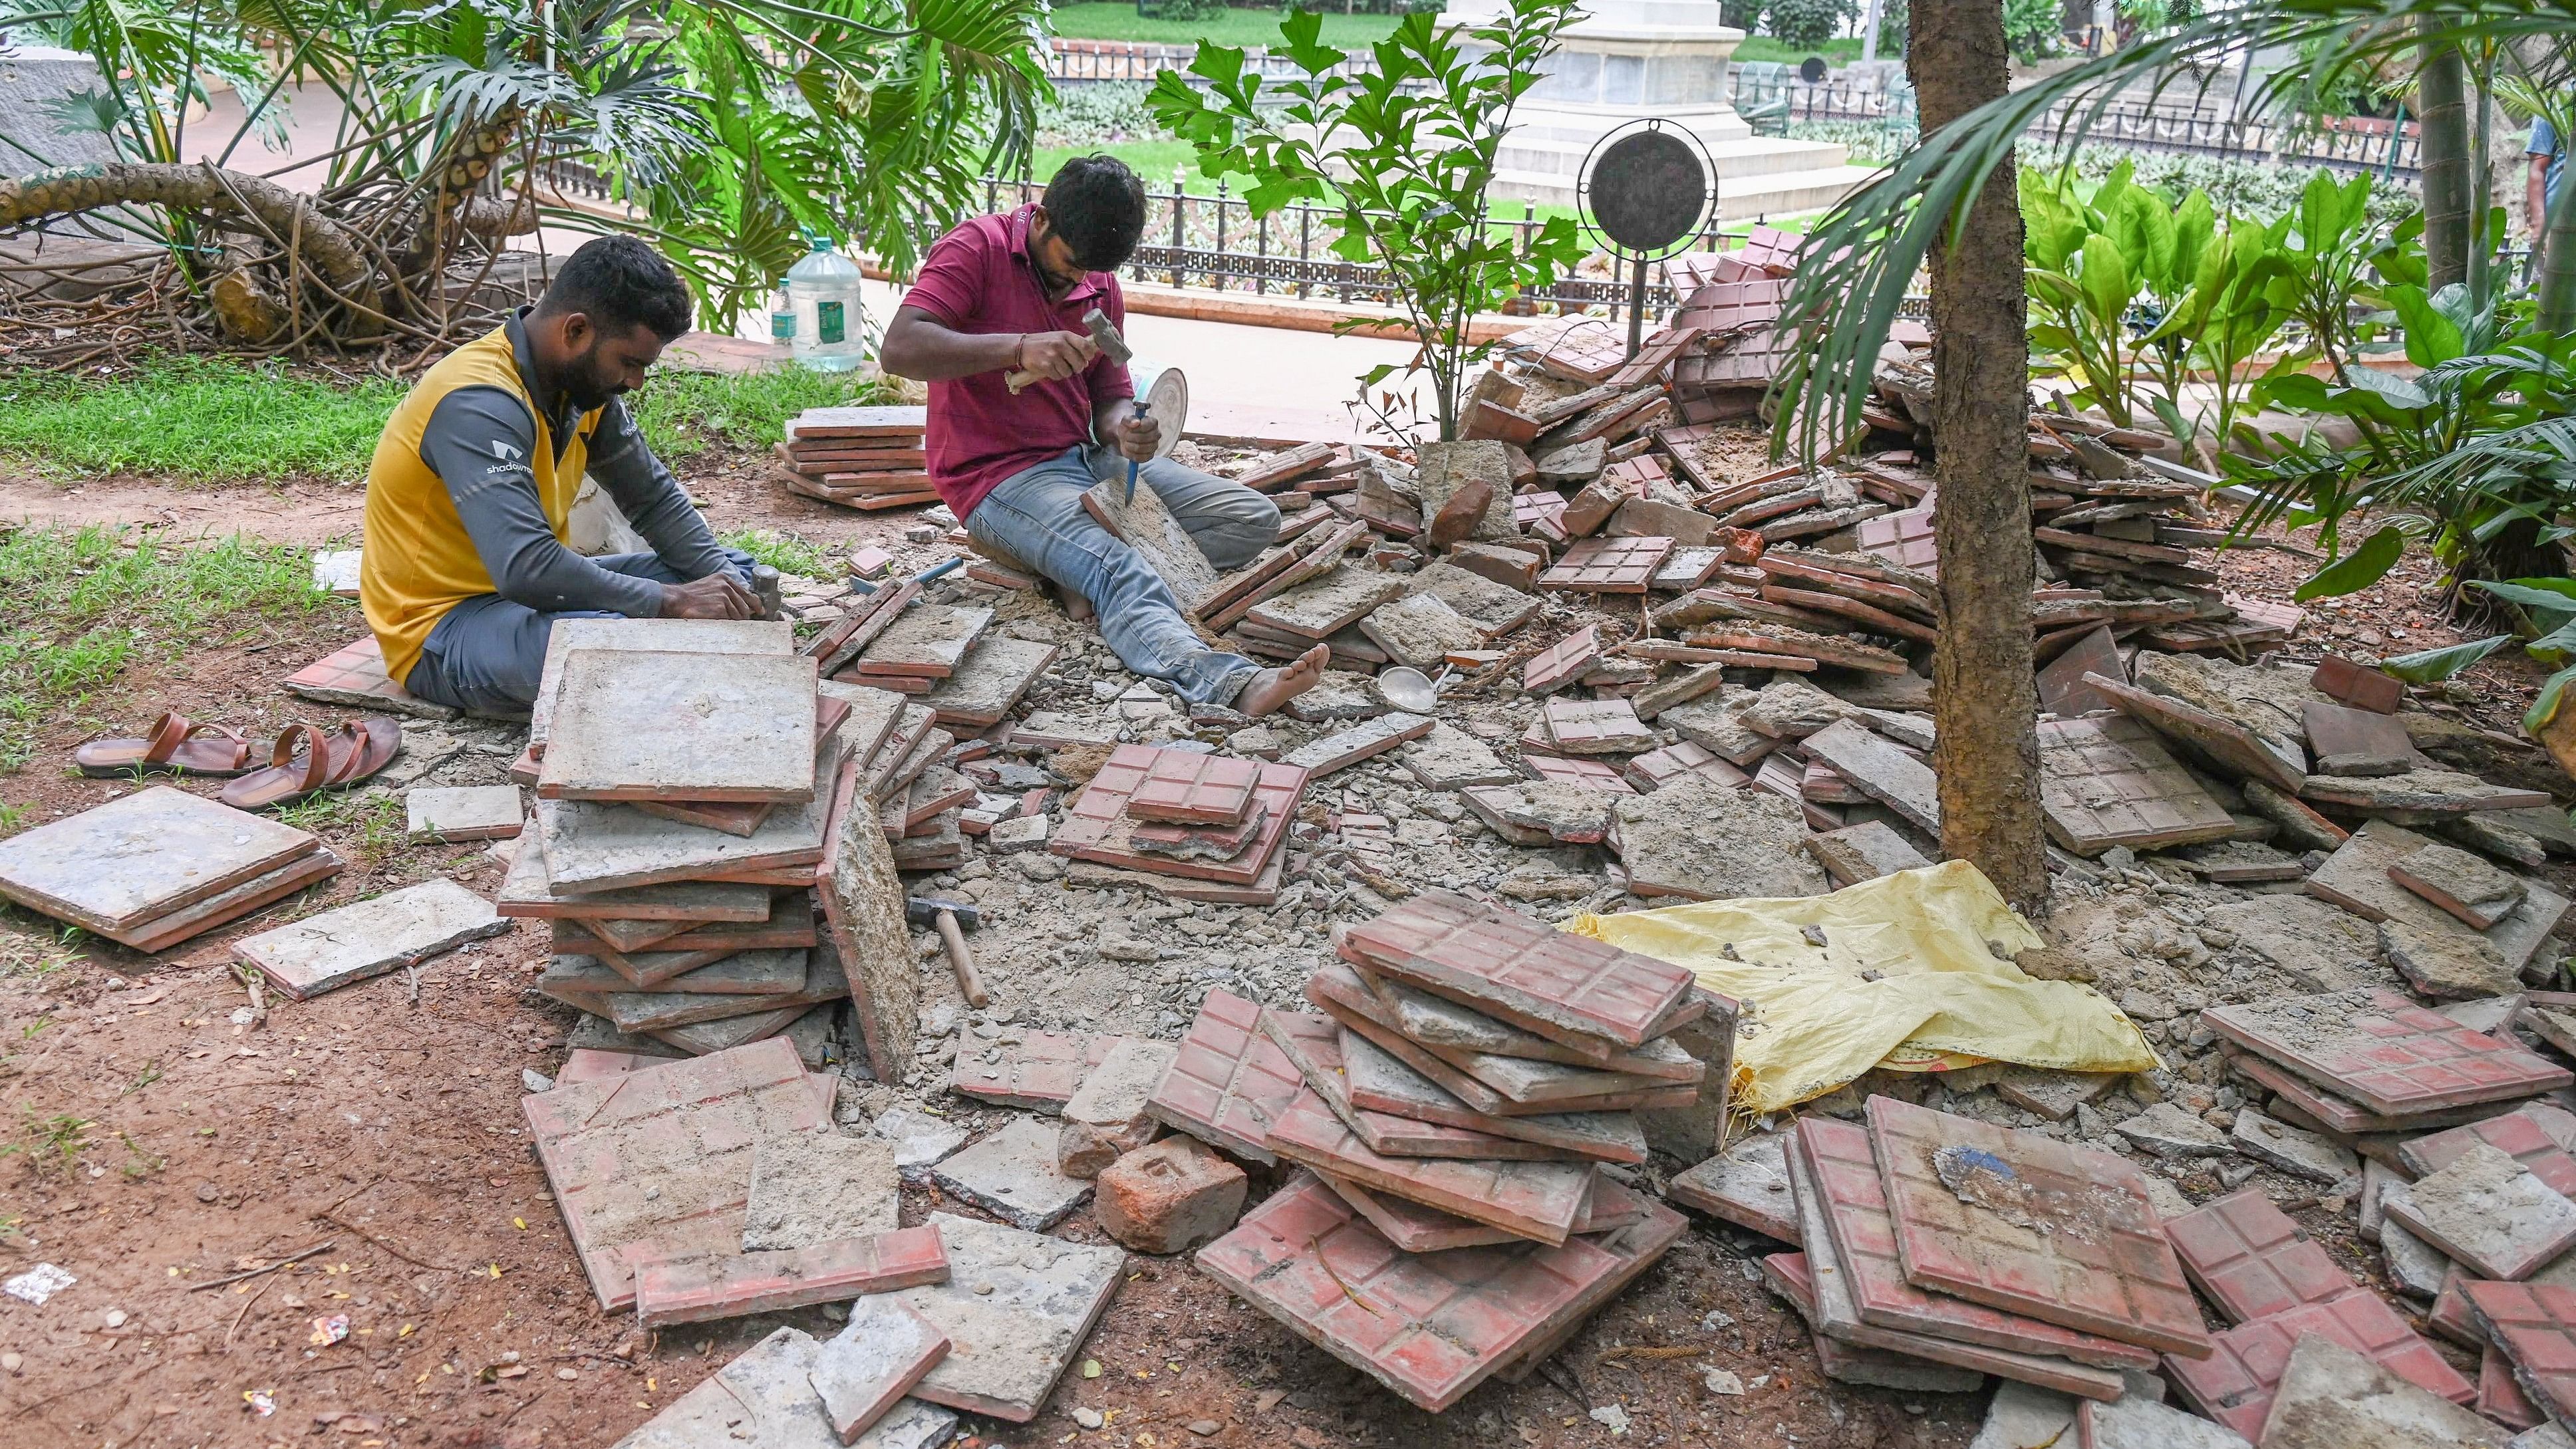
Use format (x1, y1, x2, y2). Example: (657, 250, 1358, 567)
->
(771, 404, 932, 511)
(1046, 741, 1310, 904)
(0, 787, 346, 953)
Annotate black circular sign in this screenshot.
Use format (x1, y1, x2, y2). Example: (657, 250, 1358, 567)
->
(1588, 128, 1712, 255)
(1799, 55, 1829, 82)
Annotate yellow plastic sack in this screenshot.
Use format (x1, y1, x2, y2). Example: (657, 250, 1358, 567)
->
(1568, 859, 2160, 1117)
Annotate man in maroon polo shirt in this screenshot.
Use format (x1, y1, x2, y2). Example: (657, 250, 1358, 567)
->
(879, 155, 1328, 717)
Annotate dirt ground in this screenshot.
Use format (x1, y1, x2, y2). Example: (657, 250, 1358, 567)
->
(0, 430, 2559, 1449)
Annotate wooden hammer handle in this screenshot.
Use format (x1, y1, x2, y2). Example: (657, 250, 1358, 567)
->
(1003, 368, 1040, 393)
(934, 909, 987, 1007)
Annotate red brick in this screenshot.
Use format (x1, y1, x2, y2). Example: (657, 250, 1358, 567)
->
(1125, 751, 1261, 826)
(1194, 1172, 1684, 1412)
(949, 1030, 1121, 1111)
(1864, 1096, 2211, 1358)
(1263, 1089, 1593, 1244)
(1338, 890, 1699, 1049)
(1798, 1116, 2156, 1368)
(2166, 1287, 2474, 1438)
(630, 1224, 950, 1327)
(1145, 989, 1304, 1164)
(2399, 1104, 2576, 1196)
(1094, 1136, 1247, 1255)
(2314, 654, 2406, 714)
(2162, 1188, 2355, 1325)
(2202, 988, 2574, 1117)
(523, 1038, 828, 1311)
(2484, 1343, 2545, 1430)
(2462, 1279, 2576, 1426)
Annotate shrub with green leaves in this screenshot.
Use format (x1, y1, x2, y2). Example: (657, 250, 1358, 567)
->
(1765, 0, 1854, 49)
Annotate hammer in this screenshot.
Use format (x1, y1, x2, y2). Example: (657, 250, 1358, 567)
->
(905, 896, 987, 1007)
(1004, 305, 1129, 394)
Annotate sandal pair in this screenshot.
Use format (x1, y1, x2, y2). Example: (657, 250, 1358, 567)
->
(219, 718, 403, 811)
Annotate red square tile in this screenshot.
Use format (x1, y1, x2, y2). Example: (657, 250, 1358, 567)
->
(1538, 696, 1653, 755)
(1145, 989, 1305, 1164)
(1623, 741, 1751, 793)
(1052, 743, 1306, 884)
(1522, 626, 1604, 696)
(1338, 892, 1701, 1051)
(2464, 1279, 2576, 1426)
(1194, 1172, 1683, 1412)
(2484, 1343, 2546, 1430)
(1126, 752, 1262, 826)
(282, 635, 438, 710)
(1865, 1096, 2211, 1358)
(2202, 988, 2575, 1117)
(2161, 1188, 2354, 1324)
(1263, 1091, 1594, 1244)
(1538, 537, 1673, 594)
(2400, 1105, 2576, 1196)
(2166, 1287, 2475, 1438)
(1797, 1116, 2156, 1368)
(949, 1030, 1121, 1110)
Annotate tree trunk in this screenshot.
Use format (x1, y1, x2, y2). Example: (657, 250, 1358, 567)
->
(0, 162, 371, 294)
(2417, 31, 2473, 293)
(1912, 0, 2047, 912)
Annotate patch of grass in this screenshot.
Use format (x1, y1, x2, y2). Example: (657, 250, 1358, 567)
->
(0, 356, 408, 483)
(0, 352, 898, 485)
(720, 528, 831, 579)
(627, 366, 899, 463)
(1047, 1, 1399, 47)
(17, 1111, 92, 1172)
(273, 789, 404, 860)
(0, 525, 339, 769)
(1733, 36, 1867, 63)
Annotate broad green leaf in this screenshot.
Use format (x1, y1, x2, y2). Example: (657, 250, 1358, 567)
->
(2527, 664, 2576, 738)
(2379, 636, 2511, 682)
(2167, 191, 2214, 293)
(2076, 233, 2134, 328)
(2527, 618, 2576, 668)
(2387, 285, 2463, 368)
(2293, 523, 2404, 601)
(2472, 578, 2576, 609)
(2110, 187, 2176, 293)
(2337, 364, 2432, 412)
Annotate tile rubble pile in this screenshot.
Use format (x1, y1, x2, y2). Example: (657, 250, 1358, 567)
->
(0, 786, 349, 953)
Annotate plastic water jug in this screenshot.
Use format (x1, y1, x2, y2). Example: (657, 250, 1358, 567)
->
(784, 237, 865, 372)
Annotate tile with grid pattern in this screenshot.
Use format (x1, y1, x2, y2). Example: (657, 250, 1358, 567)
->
(2161, 1188, 2355, 1325)
(1796, 1115, 2156, 1368)
(1125, 751, 1262, 826)
(1522, 754, 1636, 793)
(1193, 1171, 1683, 1412)
(1856, 507, 1937, 571)
(630, 1224, 950, 1326)
(521, 1037, 828, 1311)
(1262, 1089, 1593, 1244)
(2398, 1104, 2576, 1194)
(2200, 988, 2574, 1117)
(1144, 989, 1303, 1164)
(1538, 696, 1655, 755)
(1622, 741, 1751, 793)
(1675, 277, 1792, 333)
(1256, 1005, 1573, 1160)
(1052, 743, 1306, 885)
(2035, 714, 2237, 855)
(2464, 1280, 2576, 1427)
(1864, 1096, 2212, 1357)
(1522, 626, 1604, 696)
(2164, 1287, 2474, 1438)
(1538, 537, 1673, 594)
(1337, 891, 1697, 1049)
(948, 1031, 1123, 1111)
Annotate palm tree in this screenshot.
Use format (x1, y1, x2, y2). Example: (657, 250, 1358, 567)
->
(0, 0, 1049, 360)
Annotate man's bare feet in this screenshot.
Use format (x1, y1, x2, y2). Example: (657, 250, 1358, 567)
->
(1234, 642, 1330, 718)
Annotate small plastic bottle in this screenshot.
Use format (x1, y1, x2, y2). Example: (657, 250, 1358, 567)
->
(784, 235, 866, 372)
(768, 285, 795, 353)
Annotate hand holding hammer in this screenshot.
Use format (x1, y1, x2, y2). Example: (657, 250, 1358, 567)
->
(1004, 306, 1129, 393)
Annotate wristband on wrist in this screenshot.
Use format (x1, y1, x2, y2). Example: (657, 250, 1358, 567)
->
(1012, 334, 1027, 370)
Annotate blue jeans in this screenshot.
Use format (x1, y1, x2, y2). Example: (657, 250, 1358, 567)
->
(404, 547, 756, 717)
(968, 445, 1280, 708)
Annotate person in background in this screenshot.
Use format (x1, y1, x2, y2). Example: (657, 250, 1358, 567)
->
(2529, 114, 2567, 239)
(877, 154, 1328, 719)
(359, 235, 756, 716)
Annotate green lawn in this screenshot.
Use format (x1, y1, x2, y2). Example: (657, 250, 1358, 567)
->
(1732, 36, 1868, 64)
(0, 354, 892, 485)
(1048, 2, 1401, 47)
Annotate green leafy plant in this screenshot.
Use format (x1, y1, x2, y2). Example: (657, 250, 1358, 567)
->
(1148, 1, 1590, 442)
(1767, 0, 1854, 50)
(2003, 0, 2064, 61)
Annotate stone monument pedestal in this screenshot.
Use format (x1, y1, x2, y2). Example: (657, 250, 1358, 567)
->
(1445, 0, 1864, 220)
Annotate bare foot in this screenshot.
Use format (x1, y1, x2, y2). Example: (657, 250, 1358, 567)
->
(1234, 642, 1330, 718)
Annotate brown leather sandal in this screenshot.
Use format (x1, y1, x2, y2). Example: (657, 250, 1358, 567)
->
(219, 718, 403, 811)
(74, 711, 255, 778)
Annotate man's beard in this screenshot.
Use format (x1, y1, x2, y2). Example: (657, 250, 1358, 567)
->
(563, 342, 624, 412)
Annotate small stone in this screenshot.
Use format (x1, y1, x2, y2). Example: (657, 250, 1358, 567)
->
(1073, 1407, 1105, 1430)
(556, 1367, 579, 1381)
(2114, 1103, 2234, 1159)
(0, 1352, 19, 1373)
(1187, 1420, 1220, 1436)
(871, 1105, 968, 1182)
(521, 1068, 554, 1093)
(1968, 1381, 2076, 1449)
(101, 1309, 125, 1329)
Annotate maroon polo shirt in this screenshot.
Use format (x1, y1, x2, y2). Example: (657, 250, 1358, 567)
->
(901, 205, 1134, 520)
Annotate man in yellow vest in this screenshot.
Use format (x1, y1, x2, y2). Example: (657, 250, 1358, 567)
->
(359, 235, 756, 715)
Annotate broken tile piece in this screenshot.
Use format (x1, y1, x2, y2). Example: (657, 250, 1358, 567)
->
(1058, 1039, 1178, 1178)
(1802, 820, 1933, 887)
(742, 1128, 900, 1252)
(2392, 843, 2530, 931)
(883, 1212, 1123, 1423)
(928, 1116, 1093, 1232)
(947, 1031, 1118, 1111)
(405, 784, 523, 842)
(810, 1297, 950, 1446)
(1145, 990, 1304, 1166)
(2114, 1102, 2233, 1159)
(1612, 777, 1828, 901)
(2231, 1107, 2361, 1184)
(2164, 1287, 2475, 1438)
(2382, 916, 2520, 1001)
(2200, 988, 2573, 1119)
(235, 878, 508, 1000)
(2254, 1332, 2507, 1449)
(2078, 1393, 2251, 1449)
(2383, 1142, 2576, 1281)
(607, 1326, 845, 1448)
(2162, 1189, 2354, 1325)
(1538, 696, 1657, 755)
(1279, 712, 1435, 776)
(630, 1225, 950, 1327)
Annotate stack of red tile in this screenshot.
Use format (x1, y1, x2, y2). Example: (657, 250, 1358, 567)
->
(1178, 892, 1731, 1410)
(1048, 743, 1306, 906)
(772, 405, 932, 510)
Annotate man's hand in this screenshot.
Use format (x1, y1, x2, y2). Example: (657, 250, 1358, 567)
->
(1015, 330, 1099, 382)
(660, 571, 758, 620)
(1106, 405, 1159, 463)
